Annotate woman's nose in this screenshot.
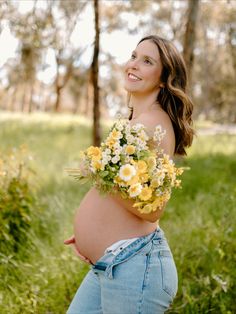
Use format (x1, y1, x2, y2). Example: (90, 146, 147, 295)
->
(130, 59, 139, 69)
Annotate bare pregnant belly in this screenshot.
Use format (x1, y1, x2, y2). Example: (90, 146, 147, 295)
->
(74, 187, 158, 264)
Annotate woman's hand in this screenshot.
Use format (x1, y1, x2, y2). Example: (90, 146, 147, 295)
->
(64, 235, 93, 265)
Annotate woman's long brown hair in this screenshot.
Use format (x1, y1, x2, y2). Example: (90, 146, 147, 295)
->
(128, 35, 196, 156)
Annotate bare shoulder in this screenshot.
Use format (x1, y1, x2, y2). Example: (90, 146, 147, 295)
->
(132, 110, 176, 158)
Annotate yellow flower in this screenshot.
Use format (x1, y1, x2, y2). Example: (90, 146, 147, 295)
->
(128, 183, 142, 198)
(139, 204, 153, 214)
(163, 163, 174, 175)
(87, 146, 102, 161)
(119, 164, 136, 182)
(91, 160, 102, 170)
(152, 198, 164, 211)
(137, 160, 147, 174)
(130, 159, 137, 166)
(139, 173, 149, 183)
(105, 137, 116, 149)
(110, 129, 121, 140)
(174, 179, 181, 187)
(114, 175, 125, 186)
(150, 178, 161, 188)
(146, 156, 156, 169)
(125, 145, 135, 155)
(163, 154, 170, 164)
(152, 193, 170, 211)
(139, 130, 149, 141)
(133, 202, 144, 210)
(139, 186, 152, 201)
(127, 174, 140, 185)
(176, 168, 184, 175)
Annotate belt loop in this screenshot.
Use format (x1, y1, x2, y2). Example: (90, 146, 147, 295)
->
(105, 264, 114, 279)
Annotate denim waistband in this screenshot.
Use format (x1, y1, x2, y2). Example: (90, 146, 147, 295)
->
(91, 227, 165, 279)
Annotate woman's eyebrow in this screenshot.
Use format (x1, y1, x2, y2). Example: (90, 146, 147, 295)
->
(131, 50, 158, 63)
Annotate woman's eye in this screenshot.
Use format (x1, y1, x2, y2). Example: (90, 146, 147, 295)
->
(144, 59, 151, 64)
(131, 54, 136, 59)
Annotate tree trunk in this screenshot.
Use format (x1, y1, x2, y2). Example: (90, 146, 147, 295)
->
(21, 83, 28, 112)
(92, 0, 101, 146)
(9, 86, 18, 111)
(54, 83, 62, 113)
(228, 25, 236, 78)
(28, 81, 35, 113)
(54, 58, 73, 112)
(183, 0, 200, 89)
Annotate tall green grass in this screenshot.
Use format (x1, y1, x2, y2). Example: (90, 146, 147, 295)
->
(0, 112, 235, 313)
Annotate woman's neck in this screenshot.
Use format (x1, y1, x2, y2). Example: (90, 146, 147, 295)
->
(129, 93, 162, 120)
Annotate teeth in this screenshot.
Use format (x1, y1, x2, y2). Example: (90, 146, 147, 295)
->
(128, 74, 141, 80)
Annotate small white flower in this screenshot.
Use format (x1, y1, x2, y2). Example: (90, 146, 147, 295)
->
(114, 148, 121, 155)
(101, 159, 108, 167)
(126, 135, 135, 143)
(124, 156, 131, 163)
(139, 130, 149, 141)
(105, 148, 111, 154)
(132, 123, 144, 131)
(113, 143, 121, 149)
(102, 154, 111, 162)
(128, 183, 143, 198)
(116, 124, 123, 131)
(111, 156, 119, 164)
(153, 127, 166, 142)
(119, 164, 136, 181)
(125, 124, 131, 133)
(155, 125, 163, 133)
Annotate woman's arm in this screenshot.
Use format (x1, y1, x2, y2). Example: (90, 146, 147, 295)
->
(111, 113, 173, 223)
(111, 190, 166, 223)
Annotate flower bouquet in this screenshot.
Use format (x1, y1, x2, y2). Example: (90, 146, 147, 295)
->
(65, 118, 186, 214)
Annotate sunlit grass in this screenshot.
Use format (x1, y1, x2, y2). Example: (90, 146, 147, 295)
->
(0, 112, 235, 313)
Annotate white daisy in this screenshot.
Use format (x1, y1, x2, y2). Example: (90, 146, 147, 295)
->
(119, 164, 136, 181)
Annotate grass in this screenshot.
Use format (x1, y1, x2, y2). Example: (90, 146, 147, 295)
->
(0, 112, 235, 313)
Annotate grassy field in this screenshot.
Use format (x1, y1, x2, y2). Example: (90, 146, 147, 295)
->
(0, 112, 235, 313)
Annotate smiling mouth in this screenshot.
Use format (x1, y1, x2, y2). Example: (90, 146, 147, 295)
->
(128, 73, 142, 81)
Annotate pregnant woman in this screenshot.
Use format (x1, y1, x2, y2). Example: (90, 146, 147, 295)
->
(64, 35, 195, 314)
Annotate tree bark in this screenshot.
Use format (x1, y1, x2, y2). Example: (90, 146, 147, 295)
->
(228, 24, 236, 78)
(54, 57, 73, 112)
(91, 0, 101, 146)
(183, 0, 200, 88)
(9, 86, 18, 111)
(21, 83, 28, 112)
(28, 80, 35, 113)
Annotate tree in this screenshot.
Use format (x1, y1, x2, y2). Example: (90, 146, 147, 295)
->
(6, 0, 55, 112)
(91, 0, 101, 146)
(183, 0, 200, 89)
(49, 0, 87, 112)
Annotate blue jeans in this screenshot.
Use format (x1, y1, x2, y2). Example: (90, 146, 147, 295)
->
(67, 227, 178, 314)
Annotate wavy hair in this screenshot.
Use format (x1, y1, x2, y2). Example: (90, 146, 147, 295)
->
(127, 35, 196, 156)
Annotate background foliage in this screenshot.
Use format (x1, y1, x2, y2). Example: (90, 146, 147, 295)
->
(0, 0, 235, 122)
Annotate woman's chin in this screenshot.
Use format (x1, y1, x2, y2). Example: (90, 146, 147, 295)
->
(124, 85, 139, 93)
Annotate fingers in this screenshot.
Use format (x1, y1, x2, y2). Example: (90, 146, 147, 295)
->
(64, 235, 75, 245)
